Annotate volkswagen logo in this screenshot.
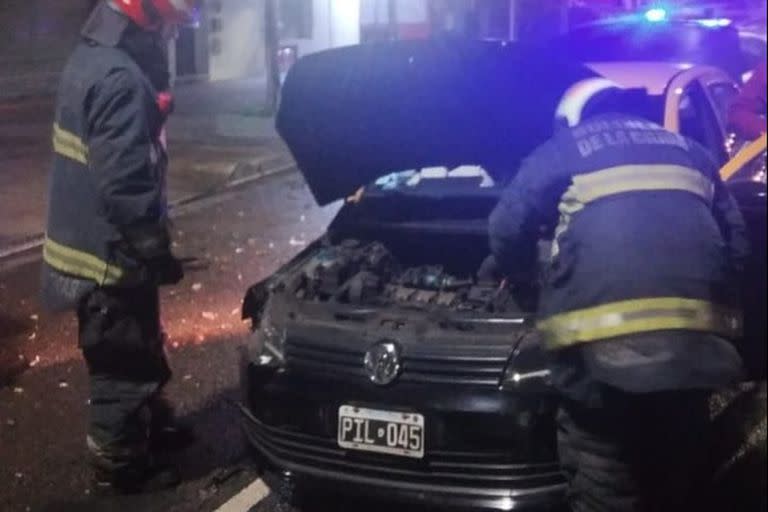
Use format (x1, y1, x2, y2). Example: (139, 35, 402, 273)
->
(364, 341, 402, 386)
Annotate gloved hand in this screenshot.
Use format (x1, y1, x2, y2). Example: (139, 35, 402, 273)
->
(121, 222, 184, 286)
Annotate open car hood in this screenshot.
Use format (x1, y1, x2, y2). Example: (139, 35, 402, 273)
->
(277, 40, 598, 205)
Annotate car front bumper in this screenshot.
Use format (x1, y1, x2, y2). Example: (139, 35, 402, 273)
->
(239, 355, 566, 511)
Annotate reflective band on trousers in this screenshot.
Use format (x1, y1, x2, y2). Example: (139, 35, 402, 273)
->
(537, 297, 743, 350)
(572, 164, 715, 205)
(43, 237, 123, 286)
(52, 123, 88, 165)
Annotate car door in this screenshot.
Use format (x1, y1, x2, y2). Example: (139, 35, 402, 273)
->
(665, 67, 767, 379)
(663, 66, 734, 166)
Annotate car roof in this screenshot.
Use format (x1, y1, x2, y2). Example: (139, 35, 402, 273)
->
(586, 61, 692, 95)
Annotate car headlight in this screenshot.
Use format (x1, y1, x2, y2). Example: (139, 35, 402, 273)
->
(246, 293, 287, 367)
(500, 334, 552, 392)
(259, 323, 287, 365)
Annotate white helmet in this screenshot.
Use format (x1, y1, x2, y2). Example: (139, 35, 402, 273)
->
(555, 78, 622, 127)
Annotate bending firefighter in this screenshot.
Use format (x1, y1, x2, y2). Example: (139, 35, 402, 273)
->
(42, 0, 198, 493)
(488, 82, 748, 511)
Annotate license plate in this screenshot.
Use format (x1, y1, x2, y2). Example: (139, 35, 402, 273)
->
(337, 406, 425, 459)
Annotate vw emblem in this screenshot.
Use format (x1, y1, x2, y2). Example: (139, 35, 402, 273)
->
(364, 341, 402, 386)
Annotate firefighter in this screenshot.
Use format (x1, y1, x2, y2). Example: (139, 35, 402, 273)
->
(488, 81, 748, 511)
(41, 0, 198, 493)
(729, 61, 767, 141)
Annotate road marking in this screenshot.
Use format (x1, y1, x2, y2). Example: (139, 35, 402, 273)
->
(215, 478, 271, 512)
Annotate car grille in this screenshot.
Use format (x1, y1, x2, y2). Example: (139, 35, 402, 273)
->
(285, 339, 509, 387)
(245, 413, 564, 491)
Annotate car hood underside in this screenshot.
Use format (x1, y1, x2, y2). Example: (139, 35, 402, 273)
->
(276, 40, 597, 205)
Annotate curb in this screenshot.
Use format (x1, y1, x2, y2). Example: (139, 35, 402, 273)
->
(0, 160, 297, 263)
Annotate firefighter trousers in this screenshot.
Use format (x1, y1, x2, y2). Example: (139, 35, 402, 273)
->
(77, 285, 171, 473)
(557, 388, 711, 512)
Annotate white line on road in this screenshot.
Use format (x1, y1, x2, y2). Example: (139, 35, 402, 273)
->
(215, 478, 271, 512)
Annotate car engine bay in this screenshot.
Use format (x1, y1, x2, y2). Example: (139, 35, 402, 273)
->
(273, 239, 530, 315)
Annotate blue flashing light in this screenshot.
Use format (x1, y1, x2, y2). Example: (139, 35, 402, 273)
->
(644, 8, 669, 23)
(697, 18, 732, 28)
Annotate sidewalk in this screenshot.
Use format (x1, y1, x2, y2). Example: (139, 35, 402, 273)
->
(0, 78, 293, 255)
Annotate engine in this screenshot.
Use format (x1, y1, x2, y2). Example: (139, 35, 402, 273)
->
(289, 240, 522, 313)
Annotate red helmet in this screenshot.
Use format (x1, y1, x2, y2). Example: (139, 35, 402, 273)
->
(112, 0, 199, 30)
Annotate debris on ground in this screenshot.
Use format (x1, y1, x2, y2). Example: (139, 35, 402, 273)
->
(288, 237, 306, 247)
(28, 355, 41, 367)
(202, 311, 217, 321)
(29, 314, 39, 322)
(58, 381, 69, 389)
(13, 387, 24, 394)
(27, 332, 36, 341)
(192, 283, 203, 292)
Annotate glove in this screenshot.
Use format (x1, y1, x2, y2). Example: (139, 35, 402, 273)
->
(121, 222, 183, 285)
(122, 222, 172, 260)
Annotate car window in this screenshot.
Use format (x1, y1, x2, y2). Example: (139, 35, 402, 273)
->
(707, 82, 740, 128)
(678, 82, 727, 164)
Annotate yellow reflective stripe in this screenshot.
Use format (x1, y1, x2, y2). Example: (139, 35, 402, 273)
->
(44, 246, 110, 284)
(573, 165, 714, 204)
(45, 238, 123, 281)
(53, 123, 88, 165)
(538, 297, 742, 350)
(43, 238, 123, 285)
(720, 134, 767, 182)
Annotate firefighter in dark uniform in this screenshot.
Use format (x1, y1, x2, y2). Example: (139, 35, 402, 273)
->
(488, 80, 749, 511)
(42, 0, 198, 493)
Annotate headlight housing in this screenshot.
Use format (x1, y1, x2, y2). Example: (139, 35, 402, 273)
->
(501, 333, 552, 392)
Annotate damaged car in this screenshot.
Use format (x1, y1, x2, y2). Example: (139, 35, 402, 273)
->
(238, 41, 766, 510)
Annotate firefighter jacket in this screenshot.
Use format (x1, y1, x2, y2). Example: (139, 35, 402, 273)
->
(41, 4, 172, 311)
(489, 114, 749, 397)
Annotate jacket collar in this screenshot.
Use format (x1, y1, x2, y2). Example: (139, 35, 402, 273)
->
(81, 1, 131, 48)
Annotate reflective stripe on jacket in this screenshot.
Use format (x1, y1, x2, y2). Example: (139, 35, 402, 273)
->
(538, 297, 742, 350)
